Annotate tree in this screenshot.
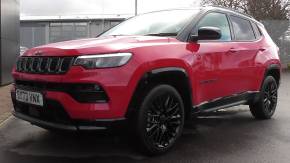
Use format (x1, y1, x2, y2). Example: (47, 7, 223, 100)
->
(201, 0, 290, 44)
(201, 0, 248, 13)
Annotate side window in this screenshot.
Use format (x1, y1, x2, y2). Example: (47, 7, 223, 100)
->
(197, 12, 231, 41)
(252, 23, 263, 39)
(230, 16, 256, 41)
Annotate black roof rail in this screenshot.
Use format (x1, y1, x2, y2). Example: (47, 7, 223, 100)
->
(203, 5, 254, 18)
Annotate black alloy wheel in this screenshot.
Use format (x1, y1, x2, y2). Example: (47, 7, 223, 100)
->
(146, 93, 182, 148)
(263, 80, 278, 115)
(135, 85, 185, 155)
(250, 76, 278, 119)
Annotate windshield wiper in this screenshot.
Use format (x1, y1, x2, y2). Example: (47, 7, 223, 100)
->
(146, 33, 178, 36)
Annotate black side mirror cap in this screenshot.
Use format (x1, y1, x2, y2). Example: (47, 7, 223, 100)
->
(198, 26, 221, 40)
(189, 26, 222, 42)
(188, 35, 199, 42)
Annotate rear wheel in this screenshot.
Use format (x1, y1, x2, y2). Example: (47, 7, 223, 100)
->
(250, 76, 278, 119)
(134, 85, 185, 155)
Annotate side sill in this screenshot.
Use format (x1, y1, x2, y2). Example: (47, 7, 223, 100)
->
(192, 91, 260, 113)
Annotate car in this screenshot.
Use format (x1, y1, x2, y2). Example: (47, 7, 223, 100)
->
(11, 6, 281, 155)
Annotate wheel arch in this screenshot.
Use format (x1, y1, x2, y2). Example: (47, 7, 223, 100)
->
(263, 64, 281, 87)
(126, 67, 193, 121)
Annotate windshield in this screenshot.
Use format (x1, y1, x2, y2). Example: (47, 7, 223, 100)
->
(100, 9, 200, 37)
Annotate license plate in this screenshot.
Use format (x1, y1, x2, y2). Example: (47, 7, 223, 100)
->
(16, 89, 44, 106)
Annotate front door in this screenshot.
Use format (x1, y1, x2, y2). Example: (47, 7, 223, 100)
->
(191, 12, 235, 105)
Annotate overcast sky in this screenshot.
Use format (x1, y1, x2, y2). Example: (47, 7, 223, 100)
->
(20, 0, 201, 16)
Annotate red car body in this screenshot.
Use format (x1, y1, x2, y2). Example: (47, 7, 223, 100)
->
(11, 7, 281, 132)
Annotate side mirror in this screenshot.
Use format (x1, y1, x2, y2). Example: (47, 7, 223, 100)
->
(189, 26, 222, 42)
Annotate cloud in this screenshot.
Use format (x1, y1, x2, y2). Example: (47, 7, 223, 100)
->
(20, 0, 200, 16)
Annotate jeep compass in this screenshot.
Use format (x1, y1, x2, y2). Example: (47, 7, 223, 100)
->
(11, 7, 281, 154)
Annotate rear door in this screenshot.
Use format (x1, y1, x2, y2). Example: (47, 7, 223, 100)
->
(225, 15, 262, 92)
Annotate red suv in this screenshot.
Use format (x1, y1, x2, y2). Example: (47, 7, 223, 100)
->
(11, 7, 281, 154)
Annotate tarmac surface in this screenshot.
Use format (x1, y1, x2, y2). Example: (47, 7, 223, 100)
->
(0, 85, 12, 124)
(0, 71, 290, 163)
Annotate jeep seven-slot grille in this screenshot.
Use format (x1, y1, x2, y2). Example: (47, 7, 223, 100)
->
(16, 57, 74, 74)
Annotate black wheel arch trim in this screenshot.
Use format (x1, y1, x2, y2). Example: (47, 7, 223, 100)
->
(150, 67, 187, 75)
(126, 67, 193, 120)
(266, 64, 281, 71)
(263, 64, 281, 86)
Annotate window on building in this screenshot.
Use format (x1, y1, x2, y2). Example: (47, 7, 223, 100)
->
(20, 23, 46, 48)
(110, 21, 121, 27)
(49, 22, 88, 43)
(75, 23, 88, 38)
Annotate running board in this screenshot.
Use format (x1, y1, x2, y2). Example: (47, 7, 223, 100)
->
(192, 91, 260, 114)
(200, 100, 247, 113)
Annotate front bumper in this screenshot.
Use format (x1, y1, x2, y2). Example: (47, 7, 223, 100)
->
(11, 64, 140, 120)
(11, 60, 142, 130)
(11, 96, 126, 131)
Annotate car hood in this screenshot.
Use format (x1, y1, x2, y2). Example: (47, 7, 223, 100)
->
(23, 35, 174, 57)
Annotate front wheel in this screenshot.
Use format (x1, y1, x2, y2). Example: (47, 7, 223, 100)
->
(250, 76, 278, 119)
(135, 85, 185, 155)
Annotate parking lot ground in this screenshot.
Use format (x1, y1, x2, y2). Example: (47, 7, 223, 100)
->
(0, 85, 12, 125)
(0, 71, 290, 163)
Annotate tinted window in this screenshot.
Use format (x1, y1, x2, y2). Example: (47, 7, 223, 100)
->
(252, 23, 263, 38)
(197, 12, 231, 41)
(230, 16, 256, 41)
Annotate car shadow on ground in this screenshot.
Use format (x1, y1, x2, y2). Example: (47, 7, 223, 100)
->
(2, 71, 289, 163)
(1, 106, 277, 163)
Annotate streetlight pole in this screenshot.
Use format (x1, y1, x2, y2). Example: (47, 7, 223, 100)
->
(135, 0, 138, 16)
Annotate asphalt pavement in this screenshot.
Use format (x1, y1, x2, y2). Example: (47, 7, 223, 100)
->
(0, 71, 290, 163)
(0, 85, 12, 124)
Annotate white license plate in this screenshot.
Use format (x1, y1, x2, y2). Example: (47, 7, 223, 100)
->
(16, 89, 44, 106)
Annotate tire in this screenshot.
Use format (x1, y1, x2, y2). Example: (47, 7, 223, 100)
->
(134, 84, 185, 155)
(250, 76, 278, 119)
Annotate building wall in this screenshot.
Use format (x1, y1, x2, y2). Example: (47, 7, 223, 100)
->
(20, 19, 123, 48)
(20, 22, 46, 48)
(0, 0, 20, 85)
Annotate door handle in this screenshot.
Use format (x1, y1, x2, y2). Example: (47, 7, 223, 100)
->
(228, 48, 238, 53)
(259, 48, 266, 52)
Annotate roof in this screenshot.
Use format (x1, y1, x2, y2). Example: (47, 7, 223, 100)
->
(202, 6, 263, 26)
(138, 6, 255, 19)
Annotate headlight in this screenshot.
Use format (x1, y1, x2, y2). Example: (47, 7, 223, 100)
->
(74, 53, 132, 69)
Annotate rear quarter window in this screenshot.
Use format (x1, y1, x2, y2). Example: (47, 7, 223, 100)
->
(252, 23, 263, 39)
(230, 16, 256, 41)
